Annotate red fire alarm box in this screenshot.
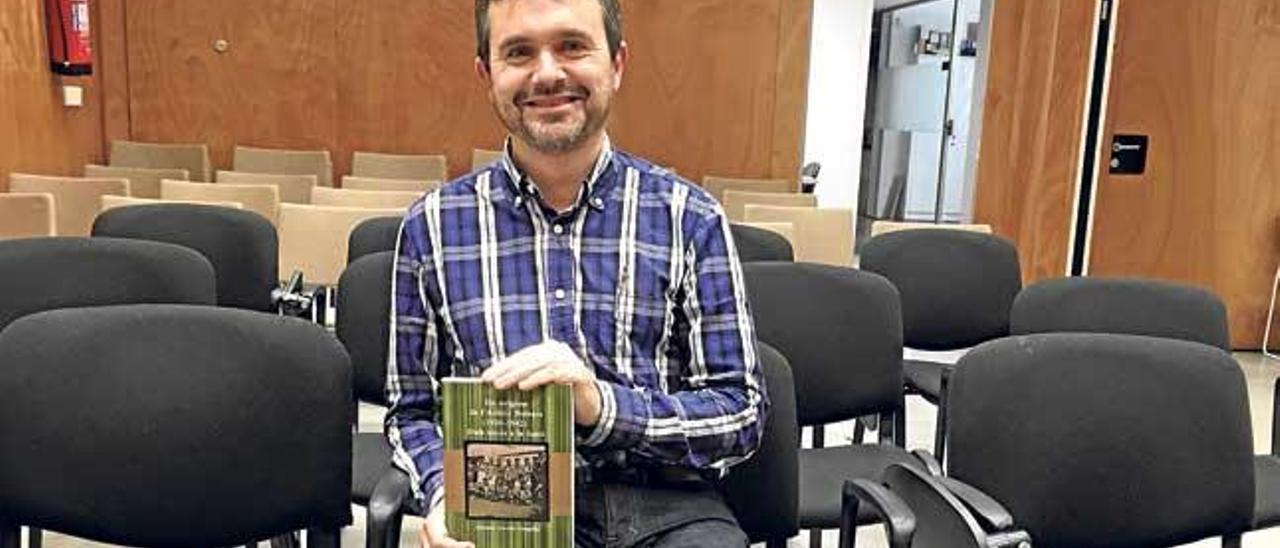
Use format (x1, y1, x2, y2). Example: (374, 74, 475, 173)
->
(45, 0, 93, 76)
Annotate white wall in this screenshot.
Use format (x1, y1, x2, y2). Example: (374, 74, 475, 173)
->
(803, 0, 875, 220)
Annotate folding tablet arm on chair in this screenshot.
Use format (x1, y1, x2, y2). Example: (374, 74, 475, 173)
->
(272, 270, 329, 324)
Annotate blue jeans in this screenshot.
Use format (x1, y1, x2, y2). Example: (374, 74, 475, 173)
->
(574, 477, 749, 548)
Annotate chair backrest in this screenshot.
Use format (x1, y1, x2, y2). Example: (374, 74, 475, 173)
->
(729, 223, 793, 262)
(101, 195, 245, 212)
(0, 304, 351, 547)
(472, 148, 503, 170)
(337, 251, 395, 406)
(947, 333, 1254, 548)
(869, 221, 993, 238)
(161, 180, 280, 225)
(860, 229, 1022, 350)
(348, 216, 403, 263)
(93, 204, 279, 312)
(740, 221, 796, 249)
(109, 140, 211, 181)
(0, 193, 56, 239)
(84, 164, 189, 198)
(278, 203, 403, 286)
(233, 145, 333, 188)
(722, 342, 799, 544)
(217, 170, 317, 204)
(0, 237, 215, 331)
(743, 262, 903, 426)
(342, 175, 442, 193)
(1011, 276, 1231, 351)
(311, 186, 421, 210)
(9, 173, 131, 236)
(743, 205, 854, 267)
(722, 189, 816, 222)
(702, 175, 794, 203)
(352, 151, 447, 181)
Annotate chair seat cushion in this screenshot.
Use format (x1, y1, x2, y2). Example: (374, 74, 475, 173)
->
(798, 443, 924, 528)
(1254, 456, 1280, 528)
(904, 359, 945, 401)
(352, 431, 394, 505)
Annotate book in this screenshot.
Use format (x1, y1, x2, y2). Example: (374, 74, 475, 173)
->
(442, 378, 574, 547)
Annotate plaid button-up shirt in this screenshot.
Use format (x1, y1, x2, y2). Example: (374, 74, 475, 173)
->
(386, 141, 767, 510)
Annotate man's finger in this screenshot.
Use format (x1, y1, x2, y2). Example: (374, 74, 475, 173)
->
(516, 365, 575, 390)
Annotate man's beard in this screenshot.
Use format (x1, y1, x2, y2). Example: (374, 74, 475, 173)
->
(498, 83, 610, 155)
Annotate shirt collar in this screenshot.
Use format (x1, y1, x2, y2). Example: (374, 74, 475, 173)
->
(499, 135, 615, 212)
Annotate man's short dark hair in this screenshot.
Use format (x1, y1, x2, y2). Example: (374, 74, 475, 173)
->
(475, 0, 623, 66)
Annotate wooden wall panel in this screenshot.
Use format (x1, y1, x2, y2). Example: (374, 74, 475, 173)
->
(770, 0, 813, 182)
(111, 0, 810, 186)
(0, 0, 104, 192)
(124, 0, 338, 173)
(1089, 0, 1280, 349)
(972, 0, 1096, 282)
(611, 0, 781, 182)
(336, 0, 502, 180)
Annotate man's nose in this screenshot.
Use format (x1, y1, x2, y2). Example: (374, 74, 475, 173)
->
(530, 50, 567, 85)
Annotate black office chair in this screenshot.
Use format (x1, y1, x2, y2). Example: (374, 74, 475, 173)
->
(1010, 276, 1229, 350)
(333, 250, 416, 548)
(722, 342, 800, 548)
(0, 236, 216, 548)
(946, 333, 1253, 548)
(93, 203, 278, 311)
(348, 216, 402, 263)
(0, 237, 215, 329)
(0, 304, 352, 547)
(859, 229, 1021, 456)
(1009, 276, 1280, 532)
(730, 223, 794, 262)
(744, 262, 925, 547)
(839, 463, 1031, 548)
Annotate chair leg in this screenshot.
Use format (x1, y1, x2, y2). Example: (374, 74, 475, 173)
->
(809, 528, 825, 548)
(1265, 264, 1279, 360)
(269, 531, 301, 548)
(766, 539, 789, 548)
(812, 424, 826, 449)
(306, 527, 341, 548)
(934, 366, 953, 463)
(1223, 533, 1242, 548)
(27, 528, 41, 548)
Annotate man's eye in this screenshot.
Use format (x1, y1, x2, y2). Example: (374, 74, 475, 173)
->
(504, 47, 533, 61)
(562, 41, 588, 55)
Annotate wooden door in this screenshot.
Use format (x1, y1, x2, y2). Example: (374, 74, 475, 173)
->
(124, 0, 338, 173)
(1088, 0, 1280, 349)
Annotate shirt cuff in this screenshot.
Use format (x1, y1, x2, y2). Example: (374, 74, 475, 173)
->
(579, 379, 646, 450)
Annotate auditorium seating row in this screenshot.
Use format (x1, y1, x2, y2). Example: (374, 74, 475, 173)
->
(1, 217, 1276, 547)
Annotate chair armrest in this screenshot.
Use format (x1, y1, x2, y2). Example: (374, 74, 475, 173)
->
(841, 479, 915, 548)
(367, 466, 414, 548)
(937, 476, 1016, 531)
(910, 449, 943, 476)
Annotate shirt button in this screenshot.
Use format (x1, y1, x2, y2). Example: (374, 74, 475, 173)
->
(552, 224, 564, 235)
(554, 288, 567, 300)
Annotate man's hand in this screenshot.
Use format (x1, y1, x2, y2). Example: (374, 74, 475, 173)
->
(420, 503, 474, 548)
(480, 340, 603, 427)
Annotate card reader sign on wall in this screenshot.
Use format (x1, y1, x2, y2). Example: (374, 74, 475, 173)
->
(1109, 134, 1148, 175)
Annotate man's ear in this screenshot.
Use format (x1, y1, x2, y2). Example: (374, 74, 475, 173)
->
(475, 56, 492, 84)
(611, 41, 629, 90)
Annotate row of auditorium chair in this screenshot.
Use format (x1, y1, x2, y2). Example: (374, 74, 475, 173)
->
(106, 140, 504, 185)
(2, 197, 1280, 548)
(1, 202, 1277, 546)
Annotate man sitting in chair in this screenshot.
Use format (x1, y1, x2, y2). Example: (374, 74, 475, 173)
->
(387, 1, 768, 547)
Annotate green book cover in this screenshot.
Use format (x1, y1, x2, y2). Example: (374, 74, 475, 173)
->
(442, 378, 574, 547)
